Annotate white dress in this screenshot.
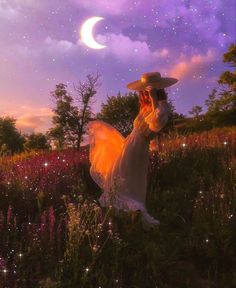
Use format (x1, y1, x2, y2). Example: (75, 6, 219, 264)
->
(87, 100, 169, 230)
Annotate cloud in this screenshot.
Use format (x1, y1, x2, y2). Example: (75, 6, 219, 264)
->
(44, 36, 77, 53)
(169, 49, 215, 80)
(0, 1, 19, 20)
(41, 33, 169, 67)
(96, 33, 169, 63)
(71, 0, 129, 15)
(16, 106, 53, 134)
(13, 0, 38, 7)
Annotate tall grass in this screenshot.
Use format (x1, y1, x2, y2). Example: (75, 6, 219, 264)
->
(0, 128, 235, 287)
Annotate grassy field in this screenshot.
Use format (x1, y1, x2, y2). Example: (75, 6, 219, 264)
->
(0, 127, 235, 287)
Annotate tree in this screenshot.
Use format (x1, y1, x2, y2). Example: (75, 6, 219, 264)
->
(163, 98, 185, 132)
(205, 88, 218, 112)
(47, 125, 65, 150)
(189, 105, 203, 119)
(74, 73, 101, 149)
(24, 132, 49, 151)
(49, 73, 101, 149)
(218, 44, 236, 95)
(0, 117, 25, 155)
(220, 42, 236, 68)
(49, 83, 78, 149)
(96, 92, 139, 137)
(97, 92, 180, 137)
(205, 43, 236, 127)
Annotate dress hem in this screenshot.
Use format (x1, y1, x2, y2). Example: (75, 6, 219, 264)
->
(99, 193, 160, 231)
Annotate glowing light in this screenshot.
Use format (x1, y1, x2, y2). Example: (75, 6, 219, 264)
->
(80, 17, 106, 49)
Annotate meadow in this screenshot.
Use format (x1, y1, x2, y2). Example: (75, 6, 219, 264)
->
(0, 127, 235, 288)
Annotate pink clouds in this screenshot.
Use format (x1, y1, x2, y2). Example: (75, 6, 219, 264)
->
(15, 106, 53, 134)
(169, 49, 215, 80)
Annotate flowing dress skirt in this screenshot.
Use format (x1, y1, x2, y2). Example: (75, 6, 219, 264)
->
(87, 119, 160, 230)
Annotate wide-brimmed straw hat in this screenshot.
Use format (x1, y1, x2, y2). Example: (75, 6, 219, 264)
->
(127, 72, 178, 91)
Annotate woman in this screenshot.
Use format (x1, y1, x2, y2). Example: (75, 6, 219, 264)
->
(87, 72, 178, 230)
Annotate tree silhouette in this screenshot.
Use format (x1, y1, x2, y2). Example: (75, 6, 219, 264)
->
(49, 73, 101, 149)
(189, 105, 203, 119)
(205, 43, 236, 127)
(96, 92, 139, 137)
(0, 117, 24, 155)
(24, 132, 49, 151)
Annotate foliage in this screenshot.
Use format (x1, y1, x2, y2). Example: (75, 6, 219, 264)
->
(0, 127, 235, 287)
(24, 132, 50, 151)
(221, 42, 236, 67)
(97, 92, 139, 137)
(97, 92, 181, 137)
(189, 105, 203, 119)
(162, 98, 185, 133)
(73, 73, 101, 149)
(49, 83, 77, 149)
(204, 43, 236, 127)
(219, 42, 236, 90)
(0, 116, 25, 155)
(49, 74, 101, 149)
(59, 199, 125, 287)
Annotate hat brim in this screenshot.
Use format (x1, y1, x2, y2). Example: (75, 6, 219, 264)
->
(127, 77, 178, 91)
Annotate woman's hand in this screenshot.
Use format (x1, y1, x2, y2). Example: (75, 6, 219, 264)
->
(145, 86, 158, 100)
(145, 86, 159, 109)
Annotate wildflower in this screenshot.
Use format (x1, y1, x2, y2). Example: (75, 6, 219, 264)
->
(7, 205, 12, 225)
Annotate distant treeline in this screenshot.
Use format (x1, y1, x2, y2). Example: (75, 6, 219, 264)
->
(0, 43, 235, 155)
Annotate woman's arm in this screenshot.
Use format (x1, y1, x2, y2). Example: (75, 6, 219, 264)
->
(143, 86, 169, 139)
(145, 86, 159, 110)
(145, 86, 167, 110)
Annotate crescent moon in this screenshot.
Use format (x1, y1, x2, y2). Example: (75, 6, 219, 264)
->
(80, 17, 106, 50)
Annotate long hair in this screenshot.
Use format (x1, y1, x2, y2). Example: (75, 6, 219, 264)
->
(139, 88, 167, 110)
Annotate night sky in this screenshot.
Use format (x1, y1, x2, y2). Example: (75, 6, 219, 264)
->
(0, 0, 235, 133)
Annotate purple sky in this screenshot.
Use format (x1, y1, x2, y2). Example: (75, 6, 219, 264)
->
(0, 0, 235, 133)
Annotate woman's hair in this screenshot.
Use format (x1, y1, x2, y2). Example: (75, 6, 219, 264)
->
(139, 88, 167, 109)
